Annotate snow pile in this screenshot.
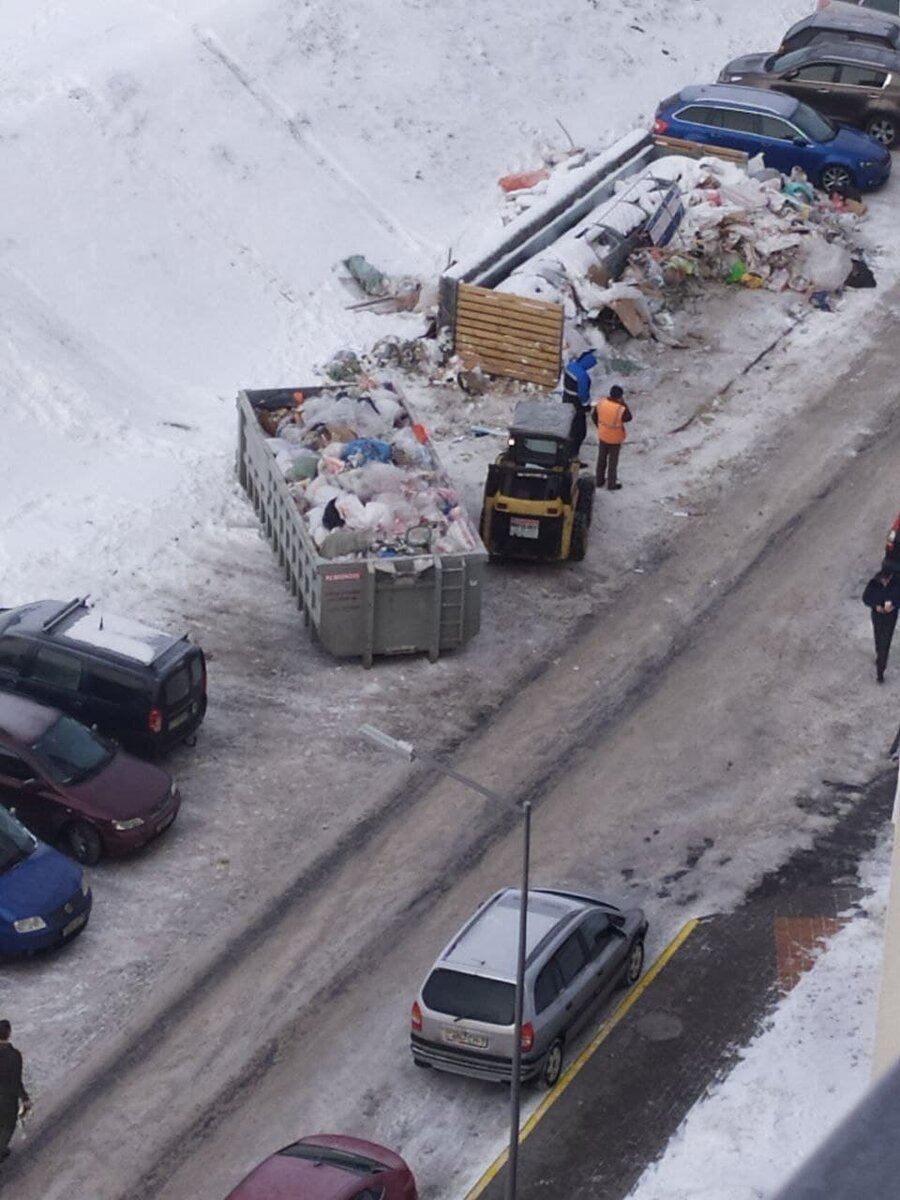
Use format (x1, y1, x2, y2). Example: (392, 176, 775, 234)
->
(259, 383, 479, 559)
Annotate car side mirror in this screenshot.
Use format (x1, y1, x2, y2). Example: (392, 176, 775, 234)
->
(792, 136, 808, 146)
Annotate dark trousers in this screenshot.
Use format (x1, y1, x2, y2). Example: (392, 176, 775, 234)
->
(565, 401, 586, 456)
(596, 441, 621, 488)
(873, 611, 898, 679)
(0, 1102, 17, 1157)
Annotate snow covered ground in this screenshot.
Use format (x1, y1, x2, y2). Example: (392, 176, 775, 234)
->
(3, 0, 899, 1196)
(627, 834, 892, 1200)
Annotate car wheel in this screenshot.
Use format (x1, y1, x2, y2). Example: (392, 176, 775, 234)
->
(622, 937, 645, 988)
(541, 1038, 564, 1089)
(818, 164, 854, 195)
(62, 821, 103, 866)
(866, 115, 897, 148)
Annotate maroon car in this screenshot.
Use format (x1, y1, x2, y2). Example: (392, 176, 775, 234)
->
(887, 512, 900, 561)
(224, 1135, 418, 1200)
(0, 692, 180, 865)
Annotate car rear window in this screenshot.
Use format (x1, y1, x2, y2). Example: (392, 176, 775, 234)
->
(162, 653, 204, 706)
(279, 1142, 383, 1176)
(423, 968, 515, 1024)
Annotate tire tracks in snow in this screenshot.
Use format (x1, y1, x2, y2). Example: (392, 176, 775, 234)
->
(194, 26, 439, 260)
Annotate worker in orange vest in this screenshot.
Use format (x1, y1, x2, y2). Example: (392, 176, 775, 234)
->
(592, 385, 632, 490)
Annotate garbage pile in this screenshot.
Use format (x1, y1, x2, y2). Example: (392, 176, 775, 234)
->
(643, 155, 867, 298)
(259, 384, 479, 560)
(497, 153, 872, 335)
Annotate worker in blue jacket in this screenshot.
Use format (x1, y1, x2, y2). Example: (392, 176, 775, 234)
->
(561, 348, 597, 457)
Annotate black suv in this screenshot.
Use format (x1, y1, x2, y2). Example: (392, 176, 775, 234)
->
(0, 598, 207, 756)
(780, 8, 900, 54)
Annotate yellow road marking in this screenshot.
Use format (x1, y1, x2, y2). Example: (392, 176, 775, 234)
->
(464, 919, 701, 1200)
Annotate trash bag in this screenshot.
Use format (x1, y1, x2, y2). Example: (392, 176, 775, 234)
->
(319, 528, 372, 558)
(343, 255, 388, 296)
(725, 259, 747, 284)
(797, 236, 852, 292)
(845, 258, 876, 289)
(322, 497, 345, 530)
(342, 438, 393, 466)
(284, 449, 320, 482)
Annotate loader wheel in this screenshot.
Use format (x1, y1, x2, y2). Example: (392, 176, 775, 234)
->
(569, 512, 589, 562)
(576, 475, 595, 521)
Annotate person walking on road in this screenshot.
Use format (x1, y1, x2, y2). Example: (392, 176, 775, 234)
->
(863, 559, 900, 683)
(561, 348, 598, 458)
(0, 1020, 31, 1162)
(592, 385, 632, 490)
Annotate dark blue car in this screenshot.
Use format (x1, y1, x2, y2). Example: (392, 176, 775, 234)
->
(654, 83, 891, 192)
(0, 806, 91, 957)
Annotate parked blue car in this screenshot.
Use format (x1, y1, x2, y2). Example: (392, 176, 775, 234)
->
(654, 83, 891, 191)
(0, 806, 91, 957)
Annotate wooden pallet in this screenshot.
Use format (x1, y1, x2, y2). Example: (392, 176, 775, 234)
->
(453, 282, 563, 388)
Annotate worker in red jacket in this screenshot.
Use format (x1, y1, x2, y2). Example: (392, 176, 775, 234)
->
(592, 385, 632, 491)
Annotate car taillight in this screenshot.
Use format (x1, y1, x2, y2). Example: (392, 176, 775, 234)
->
(147, 707, 163, 734)
(411, 1001, 423, 1032)
(653, 116, 668, 135)
(520, 1022, 535, 1053)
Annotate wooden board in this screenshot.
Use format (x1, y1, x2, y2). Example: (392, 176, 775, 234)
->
(653, 134, 748, 164)
(453, 283, 563, 388)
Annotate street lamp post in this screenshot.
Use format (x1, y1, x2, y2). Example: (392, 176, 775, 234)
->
(359, 724, 530, 1200)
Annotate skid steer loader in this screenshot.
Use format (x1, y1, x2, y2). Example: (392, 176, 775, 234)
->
(480, 399, 594, 562)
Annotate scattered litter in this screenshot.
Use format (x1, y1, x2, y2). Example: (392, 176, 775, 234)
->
(846, 257, 876, 289)
(498, 167, 551, 193)
(342, 255, 422, 312)
(344, 254, 388, 297)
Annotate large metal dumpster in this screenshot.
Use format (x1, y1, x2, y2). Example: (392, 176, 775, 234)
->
(236, 385, 486, 666)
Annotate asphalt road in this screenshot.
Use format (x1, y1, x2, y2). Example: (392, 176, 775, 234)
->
(470, 768, 894, 1200)
(4, 285, 900, 1200)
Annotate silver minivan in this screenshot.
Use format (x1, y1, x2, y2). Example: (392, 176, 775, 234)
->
(411, 887, 647, 1087)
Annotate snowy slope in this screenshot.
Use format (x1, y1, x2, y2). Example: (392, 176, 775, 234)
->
(1, 0, 808, 604)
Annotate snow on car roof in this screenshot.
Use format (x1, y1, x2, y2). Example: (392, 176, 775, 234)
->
(62, 610, 178, 665)
(443, 888, 584, 978)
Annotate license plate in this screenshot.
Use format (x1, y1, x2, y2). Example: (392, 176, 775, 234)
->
(168, 708, 192, 730)
(442, 1027, 488, 1049)
(62, 914, 86, 938)
(509, 517, 539, 539)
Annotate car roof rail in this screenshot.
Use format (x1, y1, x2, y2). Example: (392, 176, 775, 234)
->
(42, 596, 89, 632)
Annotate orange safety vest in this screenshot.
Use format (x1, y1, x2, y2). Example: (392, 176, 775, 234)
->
(595, 397, 627, 445)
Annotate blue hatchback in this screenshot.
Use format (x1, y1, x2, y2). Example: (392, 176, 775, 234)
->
(654, 83, 891, 191)
(0, 806, 92, 956)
